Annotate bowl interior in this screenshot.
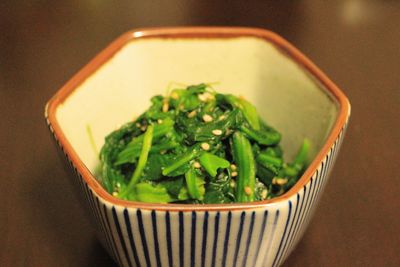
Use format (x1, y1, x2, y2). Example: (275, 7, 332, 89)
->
(55, 36, 338, 174)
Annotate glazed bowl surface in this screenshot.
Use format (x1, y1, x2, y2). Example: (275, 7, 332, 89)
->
(45, 27, 350, 267)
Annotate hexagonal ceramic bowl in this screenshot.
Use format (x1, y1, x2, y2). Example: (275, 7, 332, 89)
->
(45, 27, 350, 267)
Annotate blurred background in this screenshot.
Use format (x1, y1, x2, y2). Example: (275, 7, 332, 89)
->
(1, 1, 399, 266)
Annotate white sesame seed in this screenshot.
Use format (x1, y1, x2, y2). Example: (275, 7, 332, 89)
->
(193, 161, 201, 168)
(202, 114, 213, 122)
(261, 189, 268, 200)
(204, 92, 215, 100)
(231, 171, 238, 177)
(162, 101, 169, 112)
(198, 93, 208, 102)
(188, 110, 197, 118)
(212, 129, 223, 136)
(218, 115, 226, 121)
(277, 178, 288, 185)
(230, 164, 237, 171)
(230, 180, 236, 188)
(170, 92, 179, 100)
(157, 119, 163, 124)
(112, 192, 118, 197)
(273, 177, 288, 185)
(201, 142, 210, 151)
(244, 186, 252, 196)
(136, 122, 141, 128)
(140, 126, 147, 131)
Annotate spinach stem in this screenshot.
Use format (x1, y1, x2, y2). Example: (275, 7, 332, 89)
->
(232, 132, 256, 202)
(120, 124, 154, 198)
(162, 148, 199, 176)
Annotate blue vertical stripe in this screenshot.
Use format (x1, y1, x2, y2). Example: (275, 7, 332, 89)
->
(233, 212, 246, 267)
(292, 177, 314, 252)
(103, 204, 123, 267)
(222, 211, 232, 267)
(165, 212, 173, 267)
(112, 207, 132, 267)
(89, 191, 113, 258)
(82, 182, 97, 224)
(262, 209, 280, 264)
(179, 211, 184, 267)
(123, 209, 141, 267)
(86, 187, 101, 229)
(201, 212, 209, 267)
(272, 201, 292, 267)
(241, 211, 256, 267)
(96, 198, 119, 265)
(211, 212, 220, 267)
(277, 194, 300, 266)
(285, 186, 307, 256)
(190, 212, 196, 267)
(308, 167, 322, 214)
(303, 172, 318, 226)
(151, 211, 162, 267)
(314, 156, 328, 202)
(252, 210, 268, 267)
(137, 210, 152, 267)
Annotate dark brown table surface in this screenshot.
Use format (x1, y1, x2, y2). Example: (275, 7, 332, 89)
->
(1, 1, 399, 266)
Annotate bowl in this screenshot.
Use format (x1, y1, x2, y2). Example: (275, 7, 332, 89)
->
(45, 27, 350, 267)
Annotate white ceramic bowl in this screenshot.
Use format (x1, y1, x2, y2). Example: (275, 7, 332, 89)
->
(45, 27, 350, 267)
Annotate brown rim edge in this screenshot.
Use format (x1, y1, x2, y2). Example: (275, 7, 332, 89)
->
(45, 27, 350, 212)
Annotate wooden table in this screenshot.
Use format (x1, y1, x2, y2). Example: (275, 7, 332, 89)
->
(1, 1, 399, 266)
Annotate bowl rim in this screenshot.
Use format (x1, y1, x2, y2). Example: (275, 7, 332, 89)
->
(45, 26, 350, 211)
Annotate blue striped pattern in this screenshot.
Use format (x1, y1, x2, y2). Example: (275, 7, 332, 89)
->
(46, 115, 348, 267)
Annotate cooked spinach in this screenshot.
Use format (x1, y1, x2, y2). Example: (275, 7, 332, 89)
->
(98, 84, 309, 204)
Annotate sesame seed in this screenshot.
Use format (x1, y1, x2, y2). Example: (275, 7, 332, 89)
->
(112, 192, 118, 197)
(244, 186, 252, 196)
(205, 92, 215, 100)
(198, 93, 208, 102)
(272, 177, 288, 185)
(157, 119, 163, 124)
(193, 161, 201, 168)
(140, 126, 147, 131)
(136, 122, 141, 128)
(170, 92, 179, 99)
(231, 171, 238, 177)
(160, 150, 167, 154)
(188, 110, 197, 118)
(230, 180, 236, 188)
(218, 115, 226, 121)
(201, 142, 210, 151)
(230, 164, 237, 171)
(202, 114, 213, 122)
(261, 189, 268, 199)
(212, 129, 223, 136)
(162, 101, 169, 112)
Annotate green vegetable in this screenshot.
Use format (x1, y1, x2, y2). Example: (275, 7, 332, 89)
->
(185, 168, 205, 200)
(199, 152, 230, 177)
(98, 84, 309, 204)
(232, 132, 256, 202)
(119, 124, 154, 199)
(132, 182, 174, 203)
